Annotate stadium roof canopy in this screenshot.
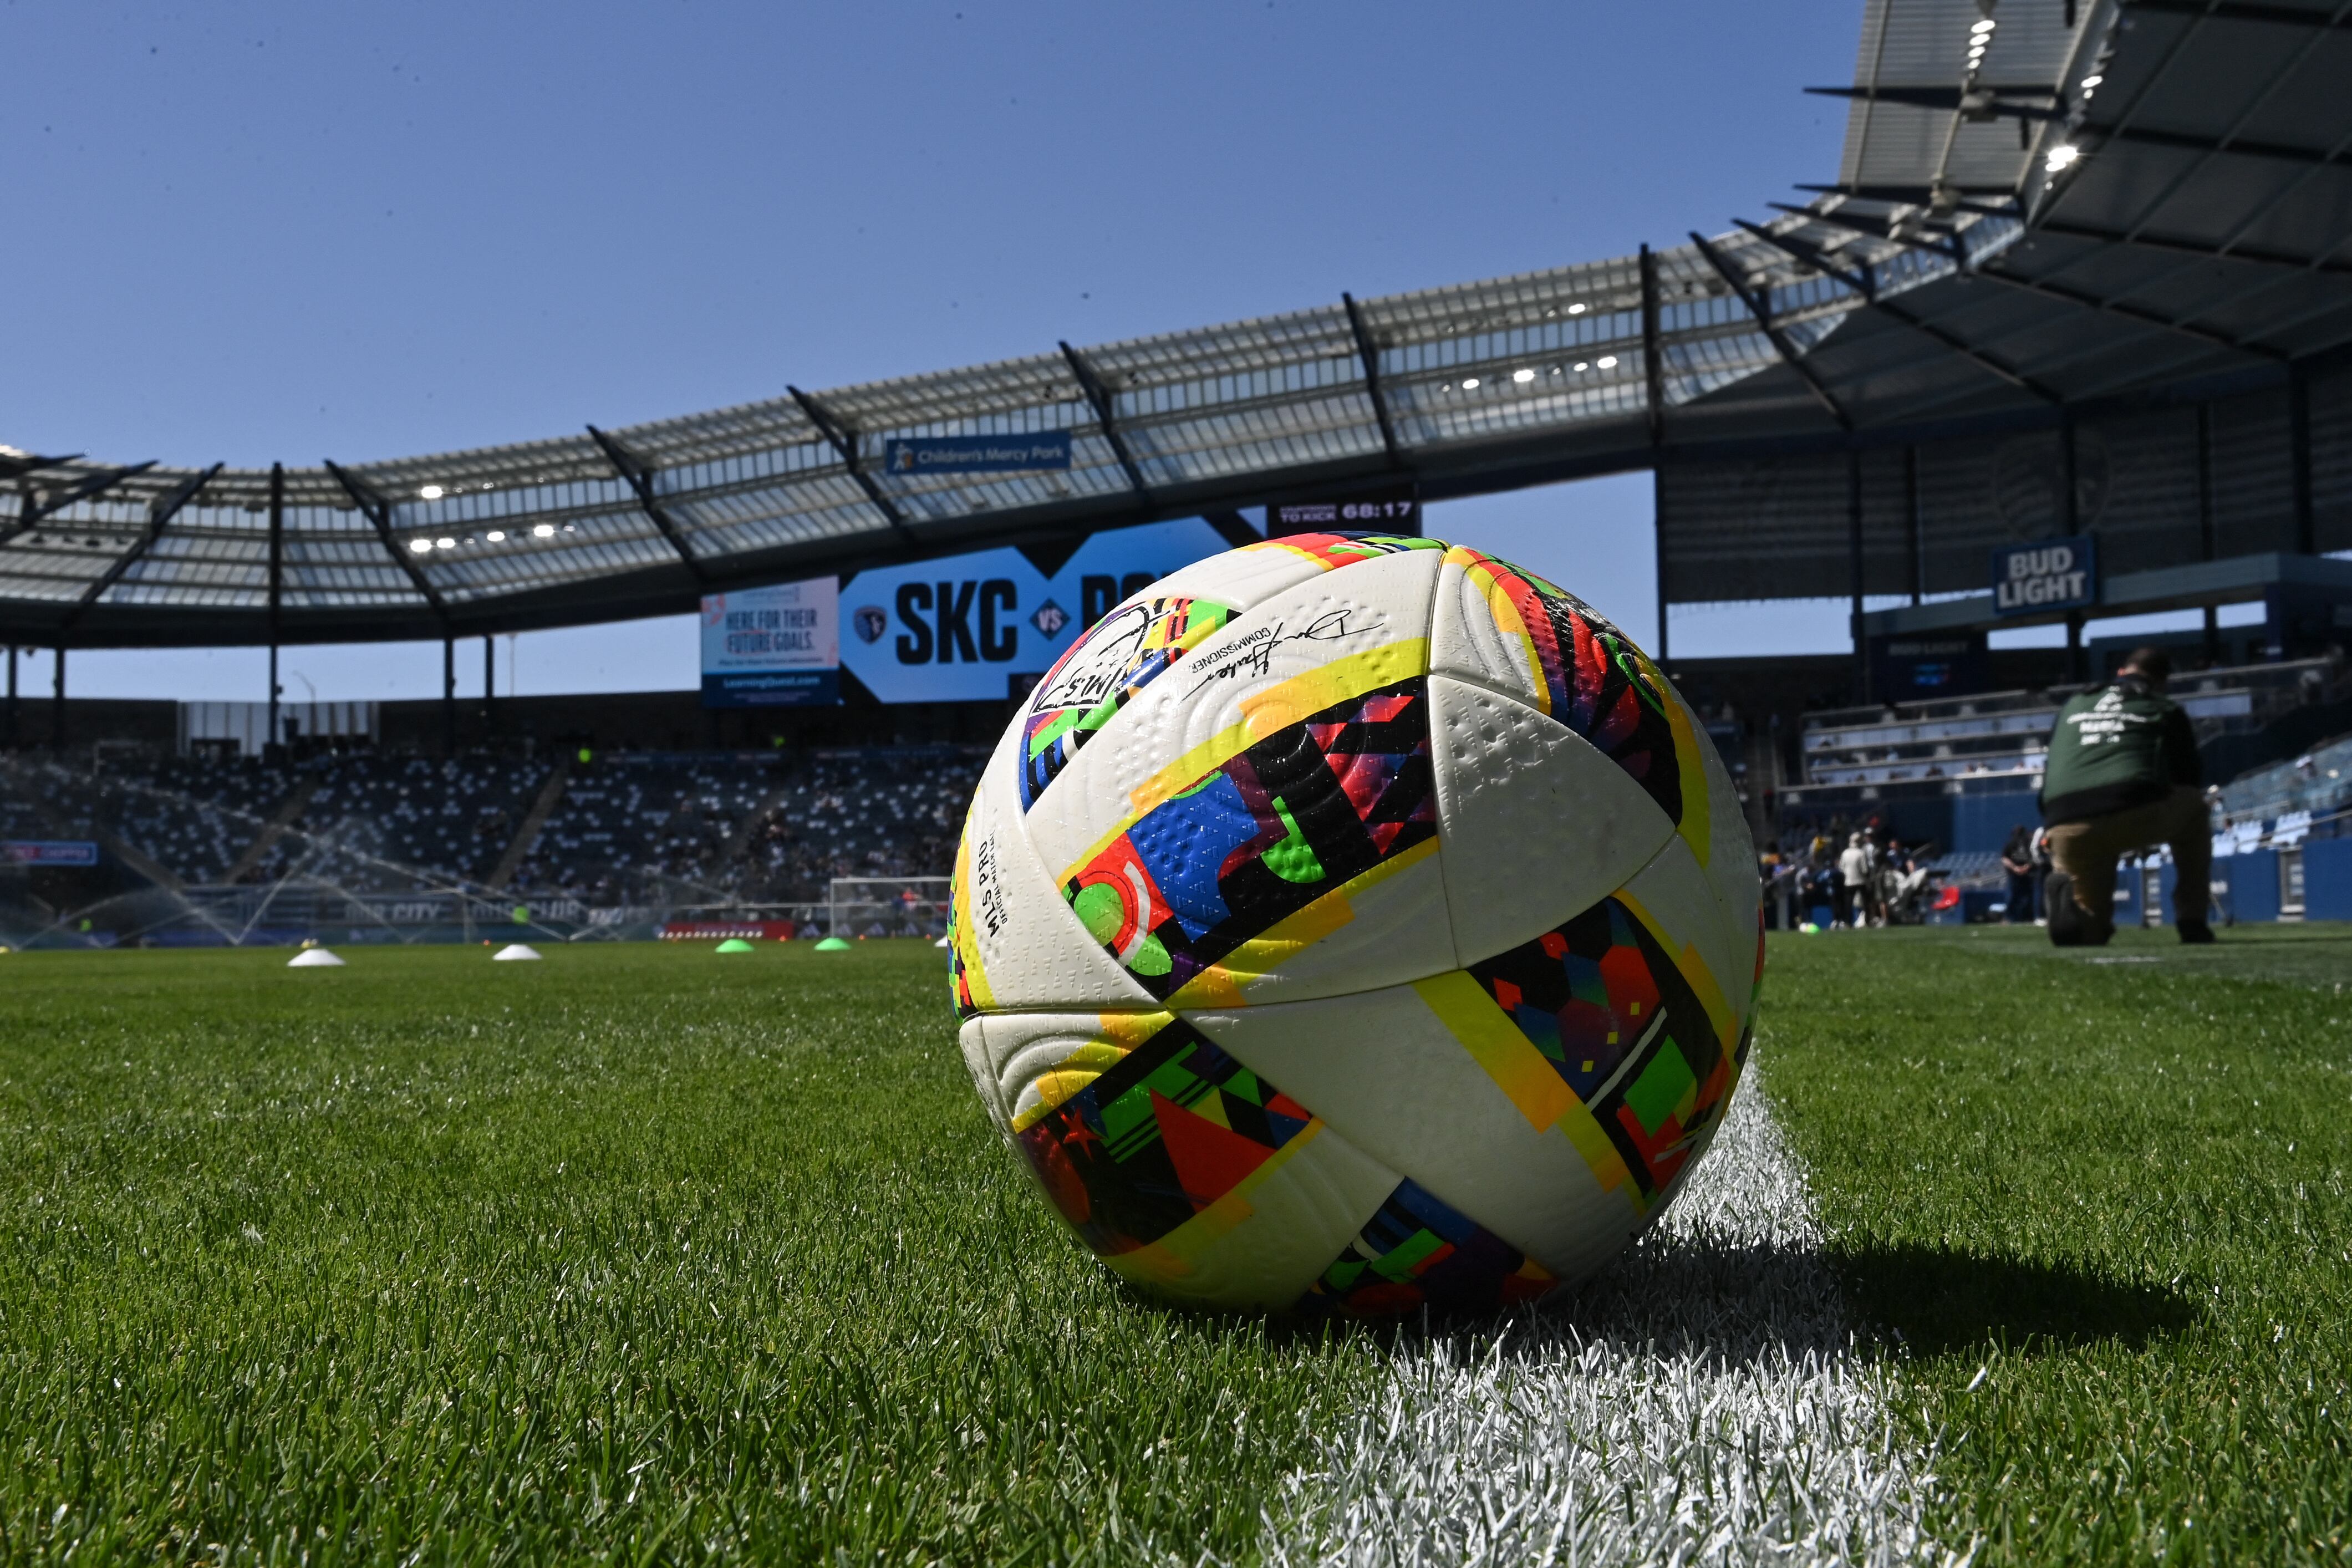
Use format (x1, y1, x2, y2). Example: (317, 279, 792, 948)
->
(6, 0, 2350, 649)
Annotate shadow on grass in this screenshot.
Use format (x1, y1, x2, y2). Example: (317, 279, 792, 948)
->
(1831, 1240, 2200, 1357)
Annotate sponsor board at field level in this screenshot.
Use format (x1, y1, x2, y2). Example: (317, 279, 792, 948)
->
(700, 578, 840, 709)
(1991, 534, 2098, 614)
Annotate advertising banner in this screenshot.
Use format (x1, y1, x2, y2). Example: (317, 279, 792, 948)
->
(1867, 632, 1989, 702)
(700, 578, 840, 709)
(837, 517, 1238, 703)
(1991, 535, 2098, 615)
(881, 432, 1071, 476)
(2, 841, 100, 866)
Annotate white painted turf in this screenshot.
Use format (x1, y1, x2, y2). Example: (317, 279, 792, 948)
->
(1247, 1063, 1968, 1568)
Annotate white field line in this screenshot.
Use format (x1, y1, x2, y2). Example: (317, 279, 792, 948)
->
(1254, 1063, 1968, 1568)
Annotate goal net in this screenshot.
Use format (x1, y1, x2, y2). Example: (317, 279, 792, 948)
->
(827, 876, 953, 940)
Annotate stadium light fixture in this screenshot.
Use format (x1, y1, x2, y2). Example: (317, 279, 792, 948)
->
(435, 537, 457, 550)
(1596, 355, 1620, 369)
(1461, 377, 1480, 389)
(532, 523, 556, 538)
(1566, 302, 1587, 315)
(2080, 74, 2102, 88)
(1513, 368, 1536, 383)
(486, 531, 506, 542)
(1573, 361, 1590, 371)
(1969, 18, 1995, 33)
(2046, 144, 2081, 172)
(419, 485, 444, 500)
(407, 539, 432, 555)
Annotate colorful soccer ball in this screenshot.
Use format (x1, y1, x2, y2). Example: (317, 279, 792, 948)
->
(950, 533, 1761, 1316)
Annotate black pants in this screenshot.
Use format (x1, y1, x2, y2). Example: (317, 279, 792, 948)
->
(2005, 872, 2035, 923)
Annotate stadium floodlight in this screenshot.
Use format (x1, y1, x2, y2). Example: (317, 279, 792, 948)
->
(1970, 18, 1995, 33)
(1597, 354, 1620, 368)
(2080, 74, 2102, 88)
(532, 523, 556, 537)
(1461, 378, 1480, 389)
(1574, 361, 1590, 372)
(435, 537, 457, 549)
(1566, 302, 1587, 315)
(419, 485, 444, 500)
(486, 531, 506, 542)
(2046, 144, 2081, 172)
(1513, 368, 1536, 383)
(407, 539, 432, 555)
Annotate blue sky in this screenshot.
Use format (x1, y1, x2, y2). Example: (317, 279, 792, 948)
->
(6, 1, 1874, 701)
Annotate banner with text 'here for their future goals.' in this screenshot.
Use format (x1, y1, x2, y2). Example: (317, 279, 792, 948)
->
(700, 577, 841, 708)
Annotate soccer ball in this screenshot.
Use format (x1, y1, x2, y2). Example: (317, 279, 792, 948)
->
(950, 533, 1760, 1316)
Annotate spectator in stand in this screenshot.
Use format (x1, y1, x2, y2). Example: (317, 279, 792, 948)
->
(2039, 645, 2212, 945)
(1999, 825, 2037, 923)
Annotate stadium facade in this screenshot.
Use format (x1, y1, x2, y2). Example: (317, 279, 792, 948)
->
(7, 0, 2352, 940)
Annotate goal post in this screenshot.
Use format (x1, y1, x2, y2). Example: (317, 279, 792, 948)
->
(826, 876, 953, 940)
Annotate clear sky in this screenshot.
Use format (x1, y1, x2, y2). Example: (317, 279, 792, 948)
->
(5, 0, 1873, 701)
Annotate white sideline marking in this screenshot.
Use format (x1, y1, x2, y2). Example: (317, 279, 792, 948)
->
(1256, 1064, 1965, 1568)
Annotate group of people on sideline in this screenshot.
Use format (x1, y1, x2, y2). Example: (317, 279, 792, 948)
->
(1762, 646, 2218, 944)
(1759, 827, 1941, 929)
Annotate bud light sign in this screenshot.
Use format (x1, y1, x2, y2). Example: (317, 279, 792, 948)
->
(1992, 534, 2097, 615)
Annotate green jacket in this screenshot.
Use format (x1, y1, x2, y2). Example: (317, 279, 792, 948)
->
(2040, 675, 2203, 826)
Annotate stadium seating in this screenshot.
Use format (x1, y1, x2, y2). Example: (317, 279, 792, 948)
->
(291, 754, 555, 892)
(1799, 655, 2345, 789)
(9, 745, 987, 920)
(105, 758, 296, 884)
(2212, 732, 2352, 846)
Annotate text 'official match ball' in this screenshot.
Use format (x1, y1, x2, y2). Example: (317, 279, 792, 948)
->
(949, 533, 1762, 1316)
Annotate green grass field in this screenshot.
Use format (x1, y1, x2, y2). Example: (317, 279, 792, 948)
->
(2, 928, 2347, 1565)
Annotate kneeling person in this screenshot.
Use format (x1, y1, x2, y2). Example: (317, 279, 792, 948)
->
(2039, 646, 2213, 946)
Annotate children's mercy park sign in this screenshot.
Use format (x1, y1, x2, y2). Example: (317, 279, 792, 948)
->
(1991, 534, 2098, 615)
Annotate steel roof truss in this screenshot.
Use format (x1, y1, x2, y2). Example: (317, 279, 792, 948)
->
(1735, 220, 2061, 401)
(1340, 293, 1404, 467)
(787, 387, 913, 541)
(1057, 342, 1149, 505)
(1689, 231, 1852, 430)
(324, 460, 449, 619)
(2, 461, 158, 549)
(586, 425, 709, 582)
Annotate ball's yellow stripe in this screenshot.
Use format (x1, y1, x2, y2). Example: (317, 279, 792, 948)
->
(1611, 886, 1738, 1053)
(1411, 970, 1577, 1133)
(1056, 637, 1432, 887)
(1413, 969, 1641, 1206)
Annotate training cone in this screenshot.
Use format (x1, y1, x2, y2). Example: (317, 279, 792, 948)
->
(814, 936, 852, 951)
(715, 938, 756, 953)
(287, 948, 346, 968)
(493, 943, 542, 961)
